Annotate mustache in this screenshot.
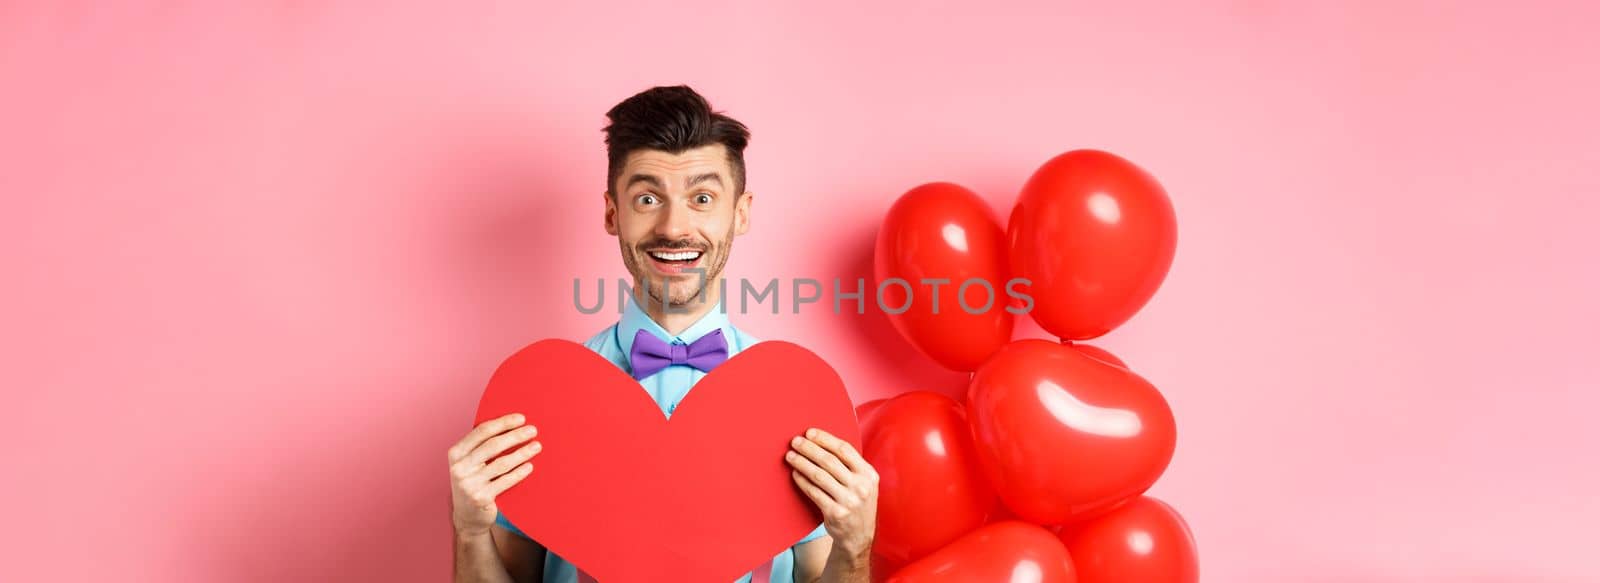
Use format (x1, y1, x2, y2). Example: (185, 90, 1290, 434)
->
(637, 239, 709, 251)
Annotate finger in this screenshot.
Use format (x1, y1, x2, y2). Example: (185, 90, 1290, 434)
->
(792, 435, 853, 485)
(792, 469, 843, 517)
(461, 424, 538, 470)
(805, 428, 870, 474)
(448, 413, 525, 463)
(478, 440, 542, 480)
(483, 461, 534, 499)
(786, 448, 854, 505)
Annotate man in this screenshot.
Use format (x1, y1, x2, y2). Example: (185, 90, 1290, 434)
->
(448, 85, 879, 583)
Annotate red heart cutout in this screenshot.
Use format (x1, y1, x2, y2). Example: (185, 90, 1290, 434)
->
(475, 339, 861, 583)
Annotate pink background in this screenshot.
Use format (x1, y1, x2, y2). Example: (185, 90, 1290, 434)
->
(4, 2, 1597, 581)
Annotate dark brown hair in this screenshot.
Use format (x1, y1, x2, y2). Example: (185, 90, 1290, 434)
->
(602, 85, 750, 196)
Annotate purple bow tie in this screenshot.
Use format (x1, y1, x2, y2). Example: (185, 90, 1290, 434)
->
(628, 328, 729, 380)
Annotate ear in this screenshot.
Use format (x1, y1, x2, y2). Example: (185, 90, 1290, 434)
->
(734, 191, 753, 236)
(603, 191, 619, 236)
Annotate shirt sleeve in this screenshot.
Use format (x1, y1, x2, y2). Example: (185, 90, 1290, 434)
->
(797, 522, 828, 545)
(495, 509, 532, 540)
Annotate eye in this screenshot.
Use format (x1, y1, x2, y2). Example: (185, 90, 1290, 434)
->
(693, 193, 713, 205)
(637, 193, 659, 206)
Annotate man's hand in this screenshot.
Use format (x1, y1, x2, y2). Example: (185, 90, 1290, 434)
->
(448, 412, 542, 537)
(787, 427, 879, 557)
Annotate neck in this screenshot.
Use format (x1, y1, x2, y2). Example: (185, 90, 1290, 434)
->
(639, 277, 724, 335)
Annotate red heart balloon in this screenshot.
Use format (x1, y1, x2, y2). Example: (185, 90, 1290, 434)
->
(855, 398, 890, 428)
(474, 340, 861, 583)
(885, 521, 1077, 583)
(875, 182, 1015, 371)
(967, 340, 1176, 525)
(861, 391, 995, 566)
(1058, 496, 1199, 583)
(1008, 150, 1177, 340)
(1065, 341, 1128, 370)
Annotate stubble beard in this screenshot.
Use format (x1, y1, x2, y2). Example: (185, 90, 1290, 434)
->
(620, 223, 735, 309)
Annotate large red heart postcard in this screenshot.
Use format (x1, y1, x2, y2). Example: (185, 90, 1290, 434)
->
(474, 339, 861, 583)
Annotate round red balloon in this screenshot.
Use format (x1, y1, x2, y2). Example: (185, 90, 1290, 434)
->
(862, 391, 995, 566)
(876, 182, 1014, 371)
(886, 521, 1077, 583)
(1008, 150, 1176, 340)
(1058, 496, 1198, 583)
(967, 340, 1176, 525)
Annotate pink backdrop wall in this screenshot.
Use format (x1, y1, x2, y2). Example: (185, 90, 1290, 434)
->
(4, 2, 1597, 581)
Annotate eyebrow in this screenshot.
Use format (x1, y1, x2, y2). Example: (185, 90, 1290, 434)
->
(686, 173, 724, 189)
(623, 172, 725, 191)
(623, 174, 663, 190)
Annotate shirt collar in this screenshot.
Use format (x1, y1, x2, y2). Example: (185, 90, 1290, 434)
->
(617, 292, 733, 360)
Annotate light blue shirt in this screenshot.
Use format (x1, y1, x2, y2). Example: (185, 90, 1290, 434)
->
(495, 293, 829, 582)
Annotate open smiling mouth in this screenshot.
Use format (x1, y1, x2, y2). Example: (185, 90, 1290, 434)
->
(646, 249, 705, 275)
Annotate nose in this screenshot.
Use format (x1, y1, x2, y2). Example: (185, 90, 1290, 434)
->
(653, 199, 693, 241)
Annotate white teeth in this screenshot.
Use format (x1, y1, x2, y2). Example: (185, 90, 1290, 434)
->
(649, 251, 702, 261)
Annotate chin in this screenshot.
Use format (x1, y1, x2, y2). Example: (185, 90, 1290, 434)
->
(635, 282, 706, 307)
(663, 289, 708, 307)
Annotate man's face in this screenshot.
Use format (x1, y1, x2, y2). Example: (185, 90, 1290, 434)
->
(605, 144, 752, 308)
